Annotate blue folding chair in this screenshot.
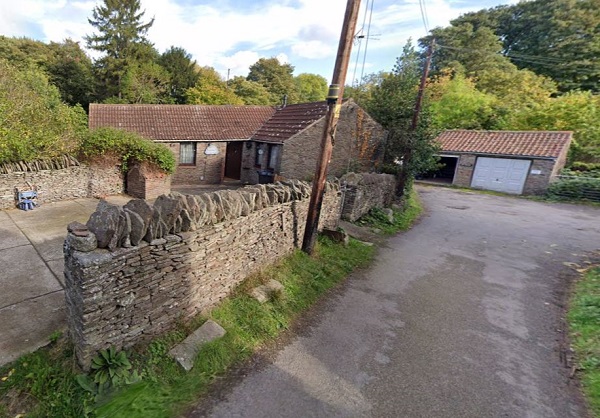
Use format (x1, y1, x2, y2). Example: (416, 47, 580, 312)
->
(16, 189, 38, 211)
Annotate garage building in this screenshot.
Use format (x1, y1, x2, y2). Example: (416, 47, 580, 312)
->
(432, 130, 572, 195)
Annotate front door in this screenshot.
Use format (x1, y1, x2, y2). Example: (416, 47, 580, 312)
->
(224, 142, 243, 180)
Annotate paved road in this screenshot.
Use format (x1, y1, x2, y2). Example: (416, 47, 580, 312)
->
(191, 186, 600, 418)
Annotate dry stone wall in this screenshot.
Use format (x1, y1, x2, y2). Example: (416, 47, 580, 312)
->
(341, 173, 397, 221)
(64, 180, 341, 368)
(0, 163, 124, 210)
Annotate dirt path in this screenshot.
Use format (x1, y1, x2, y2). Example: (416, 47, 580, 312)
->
(189, 186, 600, 418)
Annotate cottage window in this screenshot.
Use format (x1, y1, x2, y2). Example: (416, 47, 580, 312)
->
(268, 144, 279, 170)
(255, 144, 263, 167)
(180, 143, 196, 165)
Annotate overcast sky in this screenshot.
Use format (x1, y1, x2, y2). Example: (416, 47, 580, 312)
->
(0, 0, 520, 82)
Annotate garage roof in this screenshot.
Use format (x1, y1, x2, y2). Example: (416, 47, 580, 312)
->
(437, 130, 572, 158)
(89, 104, 276, 141)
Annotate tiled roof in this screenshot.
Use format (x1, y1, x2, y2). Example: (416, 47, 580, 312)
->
(251, 101, 329, 143)
(89, 104, 276, 141)
(437, 130, 572, 158)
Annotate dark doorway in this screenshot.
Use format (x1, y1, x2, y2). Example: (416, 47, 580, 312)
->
(224, 142, 243, 180)
(421, 156, 458, 183)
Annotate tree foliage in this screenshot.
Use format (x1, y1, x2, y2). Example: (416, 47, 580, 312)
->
(228, 76, 272, 105)
(433, 0, 600, 92)
(427, 70, 499, 130)
(294, 73, 327, 102)
(0, 60, 87, 164)
(247, 57, 298, 104)
(158, 46, 199, 104)
(86, 0, 155, 100)
(0, 36, 95, 108)
(365, 41, 439, 195)
(186, 67, 243, 105)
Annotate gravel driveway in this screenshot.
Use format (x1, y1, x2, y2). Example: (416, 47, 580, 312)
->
(190, 186, 600, 418)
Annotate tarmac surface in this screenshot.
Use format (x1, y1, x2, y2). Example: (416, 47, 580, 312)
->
(190, 186, 600, 418)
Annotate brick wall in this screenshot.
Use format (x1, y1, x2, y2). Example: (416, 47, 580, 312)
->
(341, 173, 397, 221)
(240, 142, 280, 184)
(523, 159, 555, 195)
(0, 164, 124, 210)
(167, 142, 226, 185)
(64, 180, 341, 367)
(126, 163, 172, 200)
(453, 154, 476, 187)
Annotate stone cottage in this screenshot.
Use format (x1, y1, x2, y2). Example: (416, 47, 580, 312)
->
(241, 100, 387, 184)
(428, 130, 572, 195)
(88, 100, 386, 186)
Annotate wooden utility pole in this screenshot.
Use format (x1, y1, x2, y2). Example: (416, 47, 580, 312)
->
(411, 39, 435, 130)
(302, 0, 362, 254)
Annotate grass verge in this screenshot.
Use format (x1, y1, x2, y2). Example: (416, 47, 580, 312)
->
(568, 266, 600, 417)
(94, 236, 375, 417)
(355, 188, 423, 234)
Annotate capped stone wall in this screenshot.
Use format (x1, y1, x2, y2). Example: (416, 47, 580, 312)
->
(64, 180, 341, 368)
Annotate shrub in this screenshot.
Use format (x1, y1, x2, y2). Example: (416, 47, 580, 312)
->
(547, 177, 600, 202)
(0, 59, 87, 164)
(81, 127, 176, 174)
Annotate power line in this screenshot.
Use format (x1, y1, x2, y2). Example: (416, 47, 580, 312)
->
(351, 0, 370, 87)
(418, 0, 430, 33)
(359, 0, 375, 83)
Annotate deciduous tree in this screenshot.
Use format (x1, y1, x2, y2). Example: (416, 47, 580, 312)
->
(294, 73, 327, 103)
(186, 66, 243, 105)
(366, 41, 439, 196)
(247, 57, 298, 104)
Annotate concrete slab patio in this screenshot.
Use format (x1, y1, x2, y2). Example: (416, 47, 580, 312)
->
(0, 195, 131, 366)
(0, 183, 241, 367)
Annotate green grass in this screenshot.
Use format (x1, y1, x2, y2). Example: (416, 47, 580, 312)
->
(569, 267, 600, 416)
(355, 188, 423, 234)
(94, 237, 374, 418)
(0, 339, 93, 418)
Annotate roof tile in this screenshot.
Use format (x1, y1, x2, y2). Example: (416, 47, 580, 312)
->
(251, 102, 329, 143)
(89, 104, 276, 141)
(437, 130, 572, 158)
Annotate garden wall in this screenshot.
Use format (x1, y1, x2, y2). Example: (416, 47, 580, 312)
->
(63, 180, 341, 368)
(341, 172, 397, 221)
(0, 159, 124, 210)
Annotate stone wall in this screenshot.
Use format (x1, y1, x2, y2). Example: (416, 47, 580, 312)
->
(0, 164, 124, 210)
(166, 142, 226, 185)
(279, 102, 386, 181)
(64, 180, 341, 367)
(341, 173, 397, 222)
(240, 101, 387, 184)
(127, 163, 172, 200)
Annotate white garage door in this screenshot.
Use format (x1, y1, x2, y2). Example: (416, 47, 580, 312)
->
(471, 157, 531, 194)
